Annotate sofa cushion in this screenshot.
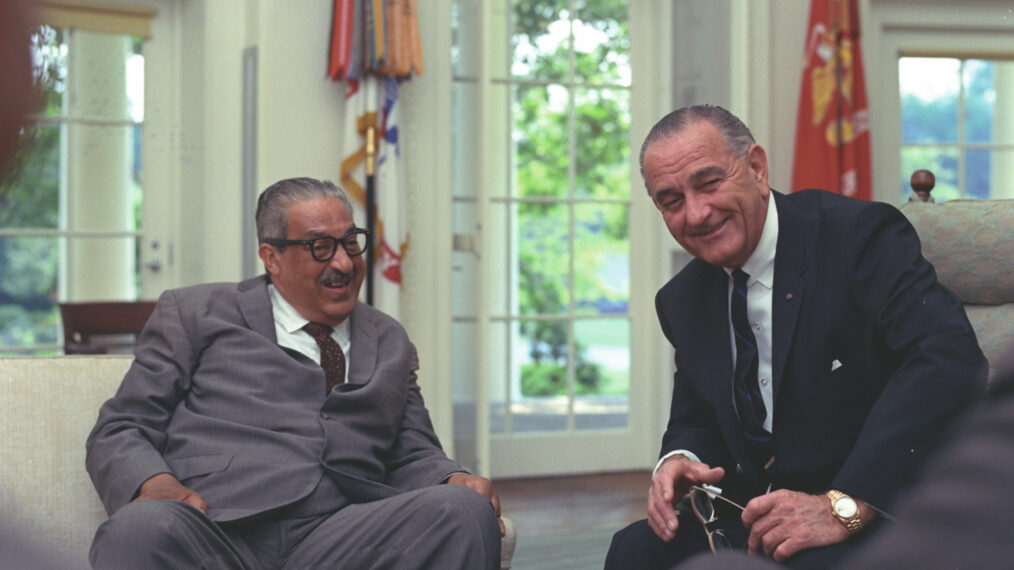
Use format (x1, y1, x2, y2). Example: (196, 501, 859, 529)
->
(0, 356, 129, 567)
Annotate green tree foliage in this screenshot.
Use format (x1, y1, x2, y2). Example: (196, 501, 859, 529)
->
(511, 1, 630, 397)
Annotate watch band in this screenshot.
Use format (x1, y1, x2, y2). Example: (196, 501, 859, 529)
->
(826, 489, 864, 535)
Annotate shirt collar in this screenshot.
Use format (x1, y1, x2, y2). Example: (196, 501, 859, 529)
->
(727, 192, 778, 288)
(268, 284, 350, 344)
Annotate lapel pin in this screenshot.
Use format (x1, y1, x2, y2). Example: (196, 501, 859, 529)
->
(785, 293, 794, 301)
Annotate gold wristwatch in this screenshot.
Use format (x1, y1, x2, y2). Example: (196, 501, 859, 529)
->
(826, 489, 864, 535)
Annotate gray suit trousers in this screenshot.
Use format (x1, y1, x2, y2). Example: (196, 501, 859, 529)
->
(90, 484, 500, 569)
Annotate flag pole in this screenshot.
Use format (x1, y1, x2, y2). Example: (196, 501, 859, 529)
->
(365, 122, 377, 306)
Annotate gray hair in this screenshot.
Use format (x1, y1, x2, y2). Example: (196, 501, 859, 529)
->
(638, 104, 756, 193)
(255, 177, 355, 243)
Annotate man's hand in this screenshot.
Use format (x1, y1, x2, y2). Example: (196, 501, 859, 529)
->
(446, 473, 505, 536)
(647, 455, 725, 542)
(134, 472, 208, 514)
(742, 489, 866, 561)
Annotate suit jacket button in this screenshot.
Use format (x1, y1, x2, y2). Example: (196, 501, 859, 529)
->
(321, 413, 331, 420)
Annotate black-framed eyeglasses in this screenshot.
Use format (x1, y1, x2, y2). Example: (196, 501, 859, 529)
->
(688, 485, 745, 553)
(264, 228, 371, 262)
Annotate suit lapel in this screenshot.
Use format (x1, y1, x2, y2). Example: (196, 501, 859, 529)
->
(237, 276, 277, 342)
(770, 192, 811, 402)
(348, 303, 379, 385)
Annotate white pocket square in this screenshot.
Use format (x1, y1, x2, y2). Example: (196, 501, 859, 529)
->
(831, 359, 843, 372)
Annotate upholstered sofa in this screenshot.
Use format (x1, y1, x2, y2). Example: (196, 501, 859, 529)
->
(899, 198, 1014, 380)
(0, 356, 516, 568)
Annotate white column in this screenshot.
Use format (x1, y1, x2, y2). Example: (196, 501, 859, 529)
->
(65, 30, 135, 301)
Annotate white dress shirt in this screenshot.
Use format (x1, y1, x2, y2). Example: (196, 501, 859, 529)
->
(655, 194, 779, 472)
(268, 284, 351, 385)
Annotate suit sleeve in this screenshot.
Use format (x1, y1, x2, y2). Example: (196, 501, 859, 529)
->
(832, 202, 987, 510)
(383, 343, 469, 490)
(655, 282, 735, 469)
(85, 289, 196, 515)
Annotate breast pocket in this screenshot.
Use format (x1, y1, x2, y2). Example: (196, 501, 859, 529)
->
(171, 453, 234, 483)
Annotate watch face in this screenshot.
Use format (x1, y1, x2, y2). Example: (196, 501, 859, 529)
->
(834, 497, 858, 518)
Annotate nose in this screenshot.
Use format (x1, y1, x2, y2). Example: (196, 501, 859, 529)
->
(328, 245, 354, 271)
(683, 191, 711, 227)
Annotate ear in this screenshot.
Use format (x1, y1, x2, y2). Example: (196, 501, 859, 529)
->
(258, 242, 281, 276)
(746, 143, 769, 189)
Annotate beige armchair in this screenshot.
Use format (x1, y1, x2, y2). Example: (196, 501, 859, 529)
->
(899, 176, 1014, 380)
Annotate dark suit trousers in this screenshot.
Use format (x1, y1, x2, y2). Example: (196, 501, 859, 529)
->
(605, 512, 884, 570)
(90, 480, 501, 569)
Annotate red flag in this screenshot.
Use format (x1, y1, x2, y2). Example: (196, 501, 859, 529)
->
(792, 0, 871, 200)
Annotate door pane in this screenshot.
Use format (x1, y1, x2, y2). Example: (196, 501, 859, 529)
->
(31, 26, 66, 118)
(574, 87, 630, 198)
(0, 123, 61, 229)
(0, 236, 60, 353)
(515, 316, 569, 433)
(513, 84, 569, 199)
(573, 0, 630, 84)
(518, 202, 570, 314)
(573, 317, 628, 429)
(574, 202, 628, 315)
(511, 1, 569, 82)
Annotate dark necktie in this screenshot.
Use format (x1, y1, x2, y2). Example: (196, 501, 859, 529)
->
(303, 322, 346, 393)
(731, 269, 773, 469)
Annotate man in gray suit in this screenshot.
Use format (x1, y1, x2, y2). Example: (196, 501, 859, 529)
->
(86, 177, 503, 569)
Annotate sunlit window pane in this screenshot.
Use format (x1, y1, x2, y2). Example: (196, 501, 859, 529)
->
(511, 1, 569, 81)
(900, 57, 959, 143)
(573, 317, 628, 428)
(515, 316, 569, 432)
(31, 26, 67, 118)
(0, 236, 61, 352)
(573, 0, 629, 85)
(0, 124, 60, 229)
(518, 202, 570, 315)
(513, 84, 569, 198)
(574, 87, 629, 198)
(963, 60, 994, 144)
(573, 203, 628, 315)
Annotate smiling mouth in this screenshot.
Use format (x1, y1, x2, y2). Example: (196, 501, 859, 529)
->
(690, 218, 727, 238)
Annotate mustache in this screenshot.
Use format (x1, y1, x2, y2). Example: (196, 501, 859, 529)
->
(318, 269, 355, 284)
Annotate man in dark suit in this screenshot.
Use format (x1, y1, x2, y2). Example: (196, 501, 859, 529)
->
(604, 105, 986, 568)
(86, 177, 503, 569)
(680, 347, 1014, 570)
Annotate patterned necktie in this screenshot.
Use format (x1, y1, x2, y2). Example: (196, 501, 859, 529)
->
(302, 322, 346, 394)
(731, 269, 773, 469)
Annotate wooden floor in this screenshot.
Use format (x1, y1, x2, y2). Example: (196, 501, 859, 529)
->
(494, 470, 649, 537)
